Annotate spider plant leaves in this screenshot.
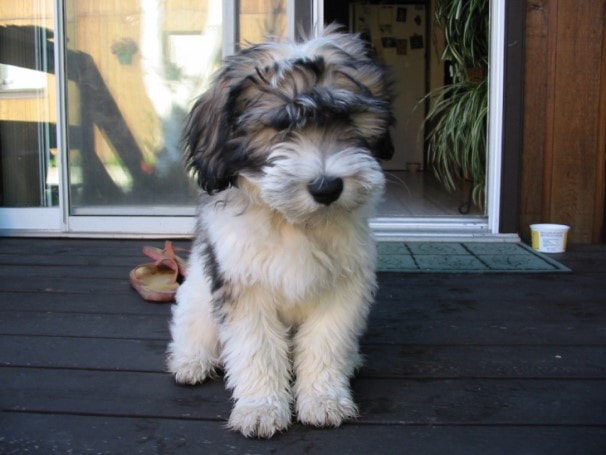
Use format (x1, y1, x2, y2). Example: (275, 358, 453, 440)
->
(425, 0, 489, 209)
(436, 0, 488, 71)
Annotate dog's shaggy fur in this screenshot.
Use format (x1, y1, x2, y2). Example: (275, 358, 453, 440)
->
(167, 24, 394, 438)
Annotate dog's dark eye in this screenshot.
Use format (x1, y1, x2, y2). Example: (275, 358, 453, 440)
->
(269, 112, 292, 131)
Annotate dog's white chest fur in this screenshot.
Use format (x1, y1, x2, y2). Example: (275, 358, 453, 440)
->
(202, 192, 376, 317)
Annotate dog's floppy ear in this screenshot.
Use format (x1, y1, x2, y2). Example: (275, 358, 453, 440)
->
(183, 44, 278, 194)
(183, 83, 232, 193)
(183, 71, 252, 194)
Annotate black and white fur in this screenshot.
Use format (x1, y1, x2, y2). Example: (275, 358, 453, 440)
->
(167, 24, 394, 438)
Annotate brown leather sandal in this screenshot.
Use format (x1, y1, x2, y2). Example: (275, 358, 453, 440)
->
(129, 241, 188, 302)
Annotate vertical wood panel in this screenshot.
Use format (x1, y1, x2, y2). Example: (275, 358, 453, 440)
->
(522, 0, 606, 243)
(521, 0, 553, 239)
(549, 1, 605, 242)
(595, 18, 606, 241)
(540, 0, 558, 223)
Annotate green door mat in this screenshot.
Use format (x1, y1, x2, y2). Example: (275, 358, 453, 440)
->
(377, 242, 570, 273)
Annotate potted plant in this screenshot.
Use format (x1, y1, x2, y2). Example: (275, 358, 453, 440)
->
(424, 0, 489, 210)
(111, 37, 138, 65)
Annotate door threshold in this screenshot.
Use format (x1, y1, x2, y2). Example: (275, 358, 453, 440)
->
(371, 217, 520, 242)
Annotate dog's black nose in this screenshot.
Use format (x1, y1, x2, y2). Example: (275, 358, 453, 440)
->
(308, 177, 343, 205)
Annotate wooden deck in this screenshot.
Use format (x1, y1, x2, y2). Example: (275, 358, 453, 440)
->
(1, 238, 605, 454)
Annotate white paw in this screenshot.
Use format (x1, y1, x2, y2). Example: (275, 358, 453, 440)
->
(297, 391, 358, 427)
(167, 356, 216, 385)
(228, 400, 291, 438)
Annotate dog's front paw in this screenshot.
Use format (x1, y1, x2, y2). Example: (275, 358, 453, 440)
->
(297, 390, 358, 427)
(167, 356, 216, 385)
(228, 400, 291, 438)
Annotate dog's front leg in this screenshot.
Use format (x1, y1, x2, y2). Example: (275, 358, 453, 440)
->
(219, 289, 292, 438)
(167, 253, 220, 385)
(293, 282, 371, 427)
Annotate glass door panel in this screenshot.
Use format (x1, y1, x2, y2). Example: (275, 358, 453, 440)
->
(239, 0, 287, 47)
(0, 0, 57, 208)
(64, 0, 223, 214)
(64, 0, 293, 217)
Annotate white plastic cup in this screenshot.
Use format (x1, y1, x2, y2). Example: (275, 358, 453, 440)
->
(530, 224, 570, 253)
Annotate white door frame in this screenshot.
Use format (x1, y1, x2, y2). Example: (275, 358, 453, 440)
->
(0, 0, 509, 240)
(372, 0, 508, 241)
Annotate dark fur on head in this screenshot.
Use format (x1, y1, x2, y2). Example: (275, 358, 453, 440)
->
(183, 24, 395, 194)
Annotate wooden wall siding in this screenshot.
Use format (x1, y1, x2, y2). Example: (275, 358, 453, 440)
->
(522, 0, 606, 243)
(597, 16, 606, 241)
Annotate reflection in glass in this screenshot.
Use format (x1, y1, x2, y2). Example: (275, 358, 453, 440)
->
(239, 0, 287, 48)
(64, 0, 287, 214)
(65, 0, 222, 213)
(0, 1, 57, 207)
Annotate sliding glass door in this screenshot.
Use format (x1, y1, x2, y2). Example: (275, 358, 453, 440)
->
(1, 0, 506, 238)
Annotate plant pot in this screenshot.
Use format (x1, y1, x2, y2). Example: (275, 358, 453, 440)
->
(117, 53, 134, 65)
(466, 67, 484, 84)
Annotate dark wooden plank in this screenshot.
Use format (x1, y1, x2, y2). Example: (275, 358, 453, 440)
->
(3, 282, 606, 319)
(2, 414, 605, 455)
(375, 273, 606, 304)
(0, 238, 190, 259)
(2, 367, 605, 426)
(0, 368, 228, 420)
(362, 345, 606, 379)
(0, 291, 171, 315)
(373, 277, 606, 319)
(0, 336, 167, 372)
(3, 276, 606, 323)
(0, 252, 152, 268)
(0, 264, 133, 280)
(548, 245, 606, 272)
(365, 320, 606, 345)
(0, 275, 134, 294)
(0, 311, 170, 340)
(2, 272, 606, 320)
(2, 335, 605, 380)
(353, 378, 606, 426)
(2, 309, 605, 345)
(1, 274, 603, 302)
(2, 270, 606, 306)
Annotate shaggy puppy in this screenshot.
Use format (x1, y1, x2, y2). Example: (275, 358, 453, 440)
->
(167, 24, 394, 438)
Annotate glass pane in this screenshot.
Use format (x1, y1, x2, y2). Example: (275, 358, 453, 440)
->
(64, 0, 222, 213)
(239, 0, 287, 47)
(0, 0, 58, 207)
